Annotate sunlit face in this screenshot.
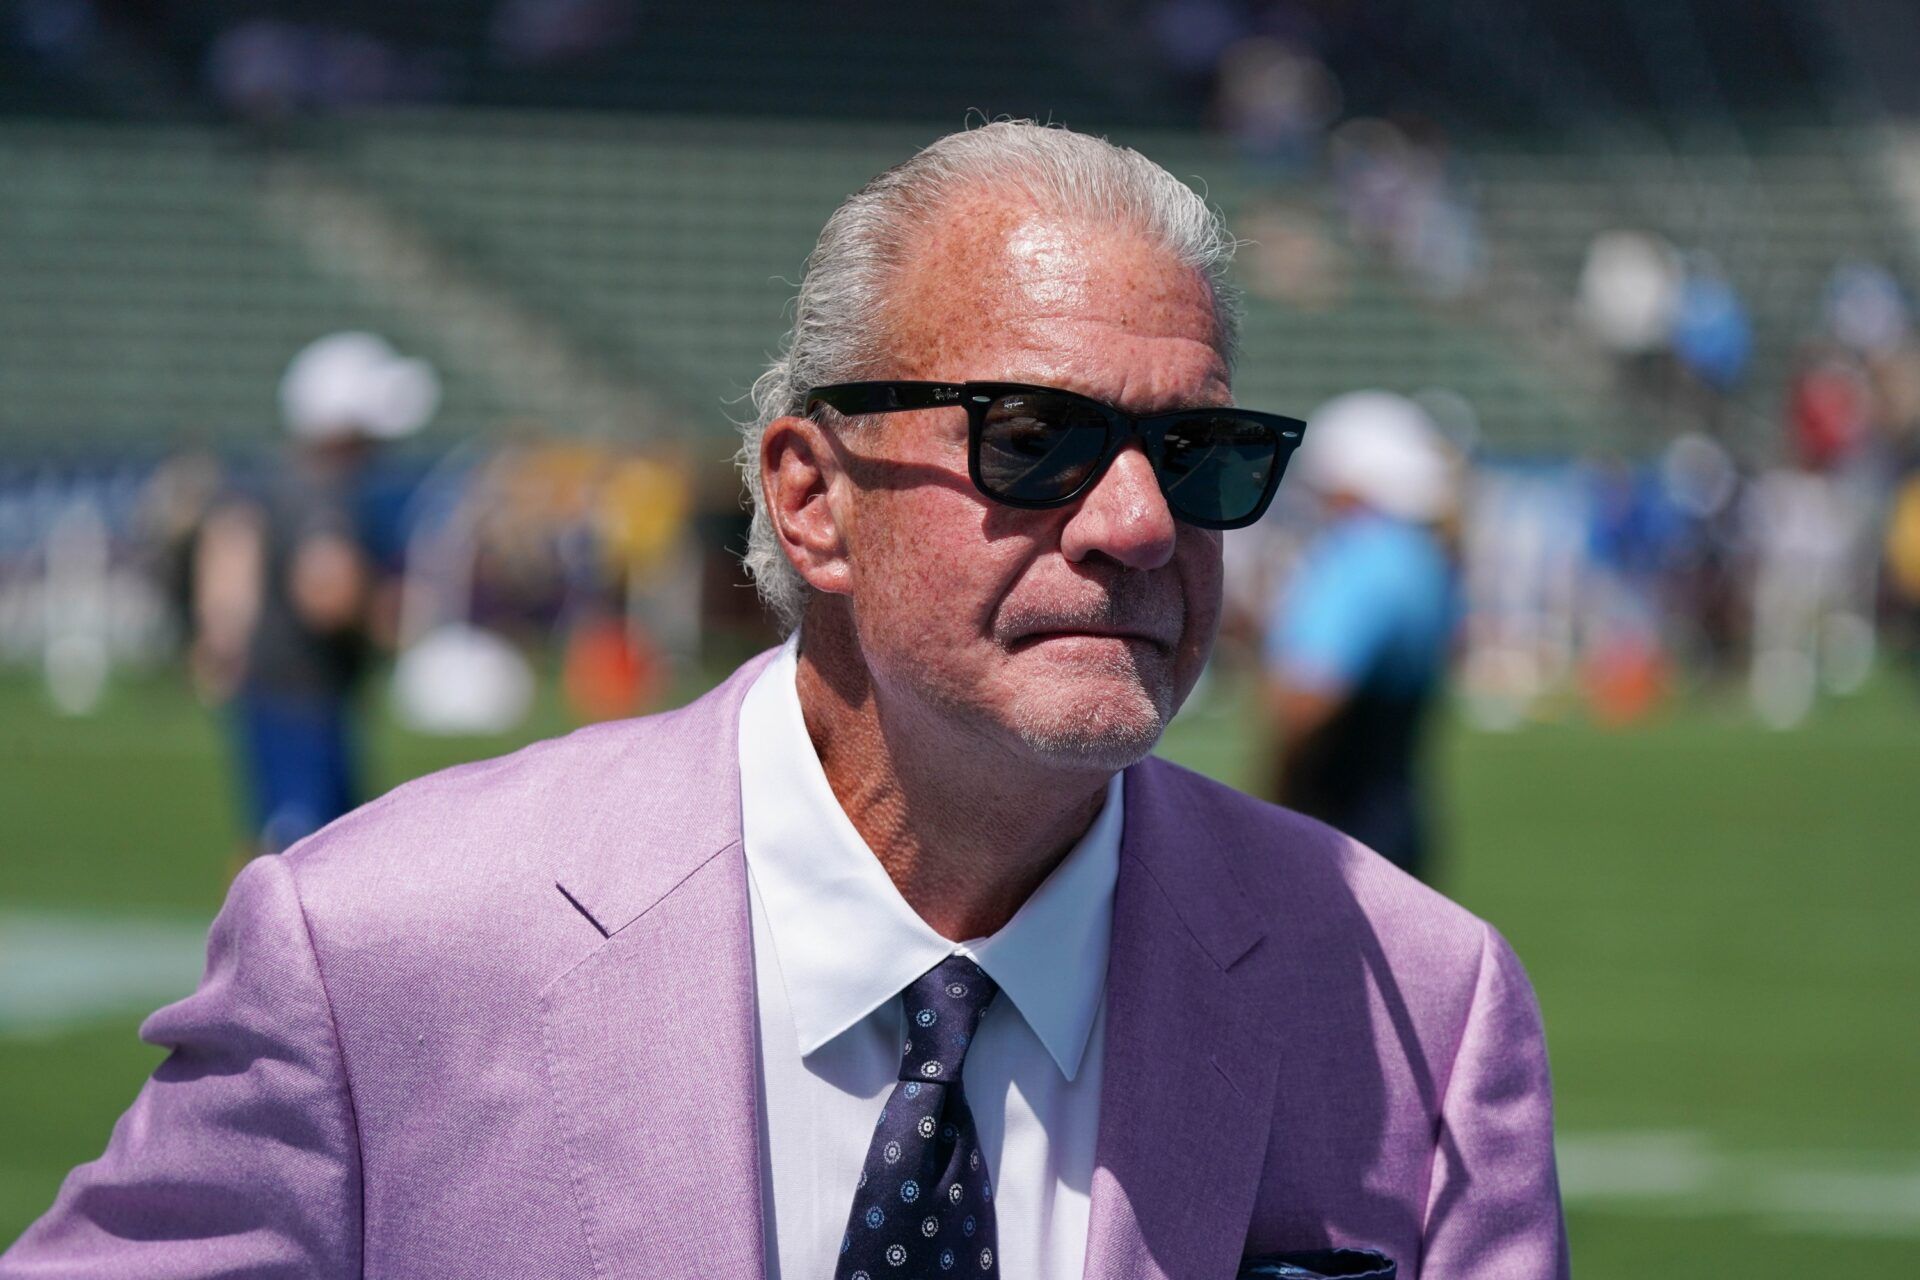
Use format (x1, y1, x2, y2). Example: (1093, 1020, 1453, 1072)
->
(821, 194, 1231, 774)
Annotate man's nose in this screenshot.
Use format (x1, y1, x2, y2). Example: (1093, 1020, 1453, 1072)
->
(1057, 442, 1178, 570)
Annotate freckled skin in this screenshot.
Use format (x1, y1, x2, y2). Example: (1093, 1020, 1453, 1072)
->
(762, 190, 1234, 939)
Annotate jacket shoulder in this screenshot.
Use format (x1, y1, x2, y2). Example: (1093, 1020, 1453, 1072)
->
(274, 653, 770, 956)
(1133, 754, 1491, 977)
(285, 704, 693, 880)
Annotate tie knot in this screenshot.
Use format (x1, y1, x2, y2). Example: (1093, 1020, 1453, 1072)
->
(897, 954, 998, 1084)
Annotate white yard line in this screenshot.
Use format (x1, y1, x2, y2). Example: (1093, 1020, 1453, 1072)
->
(1559, 1130, 1920, 1238)
(0, 909, 209, 1038)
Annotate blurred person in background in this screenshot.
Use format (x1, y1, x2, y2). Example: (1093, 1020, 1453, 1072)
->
(140, 449, 227, 642)
(1327, 116, 1484, 304)
(1576, 458, 1653, 708)
(1670, 252, 1752, 442)
(1265, 391, 1460, 882)
(1655, 431, 1745, 682)
(1888, 463, 1920, 682)
(1577, 228, 1683, 444)
(1787, 341, 1876, 474)
(1746, 272, 1914, 727)
(1212, 34, 1342, 174)
(192, 331, 437, 854)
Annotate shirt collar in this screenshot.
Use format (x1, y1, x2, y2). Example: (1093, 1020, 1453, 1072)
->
(738, 635, 1119, 1082)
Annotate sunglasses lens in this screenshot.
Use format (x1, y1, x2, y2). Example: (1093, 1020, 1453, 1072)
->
(977, 391, 1111, 502)
(1156, 415, 1281, 525)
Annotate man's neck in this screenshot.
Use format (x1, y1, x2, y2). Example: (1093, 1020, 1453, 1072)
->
(793, 627, 1114, 942)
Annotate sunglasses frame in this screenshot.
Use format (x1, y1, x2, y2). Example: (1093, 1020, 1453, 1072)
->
(804, 380, 1305, 530)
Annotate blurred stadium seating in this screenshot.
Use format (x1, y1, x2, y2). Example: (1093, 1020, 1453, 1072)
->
(6, 111, 1913, 451)
(0, 0, 1913, 460)
(0, 124, 519, 447)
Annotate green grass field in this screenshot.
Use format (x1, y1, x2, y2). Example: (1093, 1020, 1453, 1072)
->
(4, 658, 1918, 1272)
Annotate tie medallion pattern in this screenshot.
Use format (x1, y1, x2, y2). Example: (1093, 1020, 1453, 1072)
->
(835, 954, 1000, 1277)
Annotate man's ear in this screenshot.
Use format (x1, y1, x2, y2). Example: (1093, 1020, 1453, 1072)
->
(761, 414, 854, 596)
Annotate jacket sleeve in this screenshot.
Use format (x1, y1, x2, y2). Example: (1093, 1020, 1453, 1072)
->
(1417, 923, 1571, 1280)
(0, 854, 363, 1278)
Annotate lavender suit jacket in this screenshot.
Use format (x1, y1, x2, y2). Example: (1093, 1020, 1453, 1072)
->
(3, 651, 1569, 1279)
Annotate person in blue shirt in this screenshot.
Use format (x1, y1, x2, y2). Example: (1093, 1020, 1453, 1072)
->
(1264, 391, 1460, 882)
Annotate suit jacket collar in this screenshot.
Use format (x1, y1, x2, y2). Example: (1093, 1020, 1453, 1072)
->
(541, 652, 1280, 1280)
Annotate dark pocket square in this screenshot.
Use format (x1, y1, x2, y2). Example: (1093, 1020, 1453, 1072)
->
(1238, 1247, 1396, 1279)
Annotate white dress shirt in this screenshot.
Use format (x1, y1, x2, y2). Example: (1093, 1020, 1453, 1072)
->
(738, 636, 1119, 1280)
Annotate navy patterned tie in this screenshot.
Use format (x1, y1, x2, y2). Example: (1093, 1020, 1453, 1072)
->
(835, 954, 1001, 1278)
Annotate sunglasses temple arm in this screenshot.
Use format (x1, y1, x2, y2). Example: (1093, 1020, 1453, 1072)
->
(808, 383, 966, 416)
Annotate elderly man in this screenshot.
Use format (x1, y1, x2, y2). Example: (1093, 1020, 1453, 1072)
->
(3, 123, 1566, 1280)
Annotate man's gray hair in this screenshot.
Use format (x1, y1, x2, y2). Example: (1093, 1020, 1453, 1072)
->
(736, 120, 1241, 635)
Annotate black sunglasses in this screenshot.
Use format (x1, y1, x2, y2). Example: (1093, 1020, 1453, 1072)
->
(804, 381, 1305, 530)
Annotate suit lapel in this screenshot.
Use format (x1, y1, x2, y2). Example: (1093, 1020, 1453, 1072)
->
(540, 652, 778, 1280)
(1084, 758, 1282, 1280)
(542, 842, 765, 1280)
